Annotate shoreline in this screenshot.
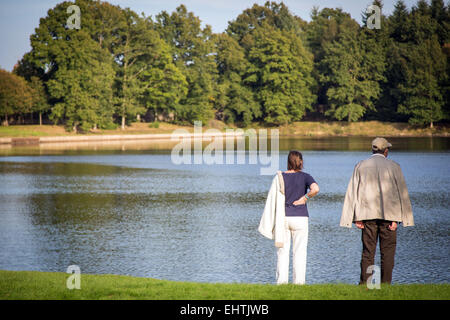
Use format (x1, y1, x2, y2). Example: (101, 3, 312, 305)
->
(0, 132, 448, 147)
(0, 131, 244, 146)
(0, 133, 448, 148)
(1, 133, 448, 147)
(0, 121, 448, 145)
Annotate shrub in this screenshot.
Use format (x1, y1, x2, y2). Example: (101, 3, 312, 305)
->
(149, 121, 160, 129)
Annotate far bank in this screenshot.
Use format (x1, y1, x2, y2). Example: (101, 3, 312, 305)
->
(0, 121, 448, 143)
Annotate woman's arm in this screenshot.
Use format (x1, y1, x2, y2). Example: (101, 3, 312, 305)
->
(293, 183, 319, 205)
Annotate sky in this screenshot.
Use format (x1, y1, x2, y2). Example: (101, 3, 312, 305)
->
(0, 0, 420, 71)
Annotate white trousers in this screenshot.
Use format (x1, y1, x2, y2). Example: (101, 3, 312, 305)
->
(276, 216, 309, 285)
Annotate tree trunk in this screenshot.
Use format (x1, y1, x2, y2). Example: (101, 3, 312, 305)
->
(122, 35, 129, 132)
(39, 112, 42, 126)
(4, 113, 8, 126)
(430, 121, 434, 128)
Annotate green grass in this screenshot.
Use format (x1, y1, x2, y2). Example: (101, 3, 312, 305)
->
(0, 125, 63, 137)
(0, 270, 448, 300)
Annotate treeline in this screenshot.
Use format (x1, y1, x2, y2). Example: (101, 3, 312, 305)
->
(0, 0, 448, 131)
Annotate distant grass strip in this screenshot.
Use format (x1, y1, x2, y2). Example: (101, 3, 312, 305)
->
(0, 270, 448, 300)
(0, 121, 448, 138)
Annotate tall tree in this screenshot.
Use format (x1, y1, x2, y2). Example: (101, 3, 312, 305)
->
(397, 36, 446, 128)
(113, 9, 187, 128)
(29, 76, 50, 126)
(14, 53, 50, 125)
(0, 69, 33, 126)
(155, 5, 217, 124)
(430, 0, 450, 45)
(386, 0, 447, 127)
(389, 0, 411, 43)
(378, 1, 412, 122)
(319, 19, 385, 122)
(362, 0, 394, 121)
(227, 1, 306, 48)
(214, 33, 260, 126)
(46, 34, 115, 132)
(24, 0, 116, 132)
(430, 0, 450, 120)
(140, 30, 188, 122)
(306, 8, 357, 115)
(244, 25, 315, 125)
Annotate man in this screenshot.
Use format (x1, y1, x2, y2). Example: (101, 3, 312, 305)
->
(340, 137, 414, 285)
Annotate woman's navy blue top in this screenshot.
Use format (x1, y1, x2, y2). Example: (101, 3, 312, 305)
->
(282, 171, 316, 217)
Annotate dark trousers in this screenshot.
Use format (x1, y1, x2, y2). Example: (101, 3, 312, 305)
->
(359, 219, 397, 285)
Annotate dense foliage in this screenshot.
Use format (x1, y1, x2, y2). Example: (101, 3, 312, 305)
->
(1, 0, 448, 130)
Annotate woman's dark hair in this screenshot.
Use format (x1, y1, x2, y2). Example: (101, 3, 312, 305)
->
(287, 150, 303, 171)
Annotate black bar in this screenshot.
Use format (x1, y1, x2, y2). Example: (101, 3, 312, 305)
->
(0, 300, 447, 318)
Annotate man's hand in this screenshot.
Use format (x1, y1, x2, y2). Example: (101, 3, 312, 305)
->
(388, 221, 398, 231)
(355, 221, 364, 229)
(293, 196, 307, 206)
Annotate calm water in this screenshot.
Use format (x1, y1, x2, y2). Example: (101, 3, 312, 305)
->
(0, 137, 449, 284)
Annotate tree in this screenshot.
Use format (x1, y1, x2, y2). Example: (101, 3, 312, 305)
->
(29, 76, 50, 125)
(113, 9, 187, 128)
(384, 0, 447, 127)
(377, 1, 412, 122)
(24, 0, 116, 132)
(430, 0, 449, 45)
(317, 11, 385, 122)
(214, 33, 260, 126)
(430, 0, 450, 120)
(140, 32, 188, 122)
(389, 0, 411, 43)
(155, 5, 217, 124)
(14, 53, 50, 125)
(46, 34, 115, 132)
(244, 25, 315, 125)
(227, 1, 306, 48)
(308, 9, 385, 122)
(305, 7, 357, 115)
(0, 69, 33, 126)
(359, 1, 406, 122)
(397, 37, 446, 127)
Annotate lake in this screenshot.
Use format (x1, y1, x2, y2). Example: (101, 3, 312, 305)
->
(0, 136, 449, 284)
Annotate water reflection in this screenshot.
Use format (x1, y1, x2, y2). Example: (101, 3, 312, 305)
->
(1, 136, 449, 157)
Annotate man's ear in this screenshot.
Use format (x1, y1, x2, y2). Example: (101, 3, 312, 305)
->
(384, 148, 389, 157)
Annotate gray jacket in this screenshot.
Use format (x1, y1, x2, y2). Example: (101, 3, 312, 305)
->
(340, 154, 414, 228)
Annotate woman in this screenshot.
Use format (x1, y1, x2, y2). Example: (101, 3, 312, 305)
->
(277, 150, 319, 285)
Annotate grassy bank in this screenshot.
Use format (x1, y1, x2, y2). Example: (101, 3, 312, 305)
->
(275, 121, 449, 137)
(0, 270, 448, 300)
(0, 121, 448, 138)
(0, 122, 188, 137)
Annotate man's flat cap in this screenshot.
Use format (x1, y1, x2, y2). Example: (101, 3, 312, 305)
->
(372, 137, 392, 151)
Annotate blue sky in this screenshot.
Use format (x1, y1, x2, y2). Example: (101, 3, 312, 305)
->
(0, 0, 420, 71)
